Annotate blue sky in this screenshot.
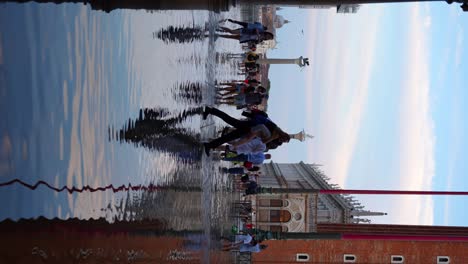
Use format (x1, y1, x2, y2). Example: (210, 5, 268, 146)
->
(266, 3, 468, 226)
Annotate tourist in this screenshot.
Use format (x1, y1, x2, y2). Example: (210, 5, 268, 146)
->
(220, 166, 260, 175)
(216, 31, 274, 44)
(218, 19, 268, 35)
(240, 242, 268, 253)
(202, 107, 290, 156)
(230, 136, 267, 155)
(223, 153, 271, 165)
(223, 236, 268, 253)
(221, 234, 254, 251)
(243, 180, 259, 194)
(256, 86, 267, 94)
(245, 78, 261, 87)
(243, 51, 260, 63)
(233, 173, 260, 189)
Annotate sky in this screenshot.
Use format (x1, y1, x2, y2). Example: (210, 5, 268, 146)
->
(267, 3, 468, 226)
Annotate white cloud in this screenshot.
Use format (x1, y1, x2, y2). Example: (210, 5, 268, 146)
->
(304, 7, 382, 186)
(424, 16, 432, 28)
(303, 5, 435, 225)
(454, 26, 463, 68)
(382, 4, 435, 225)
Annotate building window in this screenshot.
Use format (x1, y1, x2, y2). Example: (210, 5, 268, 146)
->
(258, 199, 287, 207)
(270, 199, 283, 207)
(270, 210, 292, 223)
(296, 253, 309, 262)
(391, 255, 404, 263)
(437, 256, 450, 263)
(343, 254, 356, 263)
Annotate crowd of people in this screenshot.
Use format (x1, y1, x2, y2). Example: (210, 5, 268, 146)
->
(201, 19, 290, 254)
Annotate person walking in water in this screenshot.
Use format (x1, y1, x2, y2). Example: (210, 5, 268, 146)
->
(216, 19, 274, 44)
(218, 19, 267, 35)
(202, 107, 290, 156)
(223, 153, 271, 165)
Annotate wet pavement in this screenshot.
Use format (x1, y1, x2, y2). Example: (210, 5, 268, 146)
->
(0, 2, 244, 263)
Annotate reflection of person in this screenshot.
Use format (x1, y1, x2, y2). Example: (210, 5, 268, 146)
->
(202, 107, 290, 156)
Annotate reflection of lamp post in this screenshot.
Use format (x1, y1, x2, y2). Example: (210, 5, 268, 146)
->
(289, 129, 314, 142)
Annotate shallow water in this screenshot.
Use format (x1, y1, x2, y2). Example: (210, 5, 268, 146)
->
(0, 3, 242, 263)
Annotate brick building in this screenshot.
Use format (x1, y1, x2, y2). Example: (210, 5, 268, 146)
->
(253, 238, 467, 263)
(253, 223, 468, 263)
(250, 162, 468, 263)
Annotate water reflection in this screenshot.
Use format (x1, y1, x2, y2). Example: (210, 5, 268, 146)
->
(0, 1, 239, 262)
(172, 82, 203, 104)
(155, 26, 207, 44)
(0, 0, 232, 12)
(115, 106, 203, 162)
(0, 216, 211, 262)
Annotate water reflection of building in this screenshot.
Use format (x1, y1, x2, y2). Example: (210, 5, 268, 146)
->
(251, 162, 386, 233)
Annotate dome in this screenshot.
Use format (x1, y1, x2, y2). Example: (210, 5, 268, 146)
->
(274, 15, 290, 29)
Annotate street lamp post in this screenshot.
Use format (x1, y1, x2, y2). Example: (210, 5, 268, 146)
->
(256, 56, 310, 68)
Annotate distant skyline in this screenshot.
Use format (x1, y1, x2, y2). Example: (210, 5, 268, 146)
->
(267, 3, 468, 227)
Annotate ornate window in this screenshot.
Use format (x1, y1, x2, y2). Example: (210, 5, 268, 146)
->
(270, 199, 283, 207)
(270, 210, 292, 223)
(258, 199, 286, 207)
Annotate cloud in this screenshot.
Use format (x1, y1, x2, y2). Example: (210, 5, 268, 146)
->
(424, 16, 432, 28)
(385, 4, 435, 225)
(372, 4, 436, 225)
(454, 27, 463, 68)
(304, 7, 382, 186)
(303, 5, 435, 225)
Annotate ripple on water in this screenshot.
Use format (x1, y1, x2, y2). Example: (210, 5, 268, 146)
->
(0, 4, 242, 263)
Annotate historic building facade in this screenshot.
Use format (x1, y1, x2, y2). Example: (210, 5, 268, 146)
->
(251, 162, 386, 233)
(250, 163, 468, 263)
